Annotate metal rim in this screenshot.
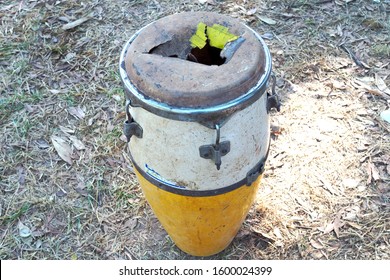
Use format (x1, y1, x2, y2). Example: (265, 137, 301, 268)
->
(129, 145, 269, 197)
(119, 23, 272, 124)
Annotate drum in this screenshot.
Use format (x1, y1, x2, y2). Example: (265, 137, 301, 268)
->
(119, 12, 277, 256)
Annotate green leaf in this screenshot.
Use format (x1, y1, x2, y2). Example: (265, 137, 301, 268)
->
(207, 24, 238, 49)
(189, 22, 239, 50)
(190, 22, 207, 49)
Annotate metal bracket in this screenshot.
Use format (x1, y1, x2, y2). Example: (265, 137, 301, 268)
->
(246, 160, 265, 186)
(267, 73, 281, 113)
(199, 141, 230, 171)
(123, 100, 143, 142)
(199, 124, 230, 170)
(245, 139, 271, 186)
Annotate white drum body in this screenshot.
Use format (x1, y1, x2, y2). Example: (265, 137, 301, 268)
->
(129, 92, 270, 192)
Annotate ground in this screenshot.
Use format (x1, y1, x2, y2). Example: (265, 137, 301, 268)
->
(0, 0, 389, 260)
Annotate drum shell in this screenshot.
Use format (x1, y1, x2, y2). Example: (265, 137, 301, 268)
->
(127, 91, 269, 256)
(129, 93, 270, 192)
(135, 170, 263, 256)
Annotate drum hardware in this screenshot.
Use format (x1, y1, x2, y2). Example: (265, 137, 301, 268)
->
(267, 73, 281, 113)
(246, 161, 265, 186)
(246, 141, 270, 186)
(123, 100, 143, 142)
(199, 124, 230, 170)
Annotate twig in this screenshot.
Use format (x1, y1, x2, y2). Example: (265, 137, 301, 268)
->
(339, 44, 370, 69)
(316, 0, 333, 4)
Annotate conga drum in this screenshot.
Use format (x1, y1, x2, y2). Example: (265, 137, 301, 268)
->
(119, 12, 277, 256)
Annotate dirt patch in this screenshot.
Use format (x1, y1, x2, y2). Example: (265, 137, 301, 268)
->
(1, 0, 389, 260)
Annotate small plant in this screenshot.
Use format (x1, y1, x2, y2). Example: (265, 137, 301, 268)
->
(371, 44, 390, 58)
(60, 92, 76, 106)
(13, 115, 33, 138)
(304, 18, 316, 26)
(0, 202, 31, 225)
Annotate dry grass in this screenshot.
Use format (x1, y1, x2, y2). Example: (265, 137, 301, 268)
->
(1, 0, 389, 260)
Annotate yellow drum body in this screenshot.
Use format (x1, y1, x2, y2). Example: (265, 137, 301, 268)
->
(119, 12, 275, 256)
(137, 170, 262, 256)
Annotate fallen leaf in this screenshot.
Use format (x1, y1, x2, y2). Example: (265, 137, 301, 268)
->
(35, 239, 43, 249)
(293, 195, 314, 213)
(18, 222, 31, 238)
(236, 229, 252, 239)
(36, 139, 50, 149)
(246, 8, 257, 16)
(280, 13, 298, 19)
(106, 157, 117, 167)
(335, 0, 357, 5)
(311, 250, 324, 259)
(62, 52, 76, 63)
(49, 89, 65, 94)
(51, 135, 73, 165)
(367, 162, 380, 183)
(120, 134, 128, 142)
(337, 25, 343, 36)
(356, 109, 368, 116)
(333, 210, 344, 238)
(24, 104, 34, 113)
(273, 227, 283, 239)
(112, 94, 122, 102)
(375, 75, 390, 95)
(320, 222, 334, 234)
(75, 187, 89, 197)
(347, 221, 362, 230)
(310, 238, 324, 249)
(69, 136, 86, 150)
(189, 22, 207, 49)
(107, 123, 115, 132)
(124, 217, 138, 230)
(127, 198, 138, 204)
(88, 117, 94, 126)
(56, 189, 67, 198)
(59, 125, 75, 134)
(190, 23, 239, 50)
(354, 76, 373, 84)
(362, 18, 383, 30)
(256, 15, 276, 25)
(58, 16, 70, 23)
(344, 206, 360, 221)
(261, 32, 274, 40)
(31, 230, 45, 238)
(202, 0, 217, 5)
(17, 165, 25, 186)
(372, 166, 381, 181)
(252, 228, 276, 242)
(67, 106, 85, 119)
(332, 80, 346, 90)
(62, 17, 90, 30)
(327, 242, 341, 252)
(342, 178, 360, 189)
